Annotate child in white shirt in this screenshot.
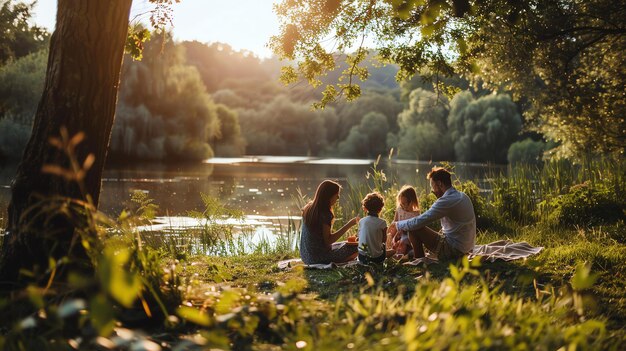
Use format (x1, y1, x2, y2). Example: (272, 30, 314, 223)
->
(357, 192, 392, 264)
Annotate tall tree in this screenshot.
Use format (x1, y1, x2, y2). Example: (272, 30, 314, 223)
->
(447, 91, 522, 163)
(111, 32, 220, 162)
(393, 88, 453, 161)
(271, 0, 626, 157)
(0, 0, 133, 282)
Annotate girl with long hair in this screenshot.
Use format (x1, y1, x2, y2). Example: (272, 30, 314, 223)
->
(388, 185, 420, 256)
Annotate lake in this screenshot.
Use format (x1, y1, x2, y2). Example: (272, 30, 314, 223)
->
(0, 157, 501, 252)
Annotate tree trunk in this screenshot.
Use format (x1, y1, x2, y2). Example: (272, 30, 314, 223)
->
(0, 0, 132, 285)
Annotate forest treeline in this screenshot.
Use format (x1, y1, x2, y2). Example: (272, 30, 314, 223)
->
(0, 5, 544, 164)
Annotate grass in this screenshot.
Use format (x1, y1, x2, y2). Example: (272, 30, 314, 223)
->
(162, 156, 625, 349)
(169, 227, 625, 350)
(0, 155, 624, 350)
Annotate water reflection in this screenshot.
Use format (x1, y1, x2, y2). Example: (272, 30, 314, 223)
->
(134, 214, 300, 254)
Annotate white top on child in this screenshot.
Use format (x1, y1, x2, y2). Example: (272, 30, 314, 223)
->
(396, 207, 419, 222)
(358, 215, 387, 258)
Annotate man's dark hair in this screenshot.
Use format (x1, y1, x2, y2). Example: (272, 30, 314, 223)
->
(362, 192, 384, 214)
(427, 167, 452, 187)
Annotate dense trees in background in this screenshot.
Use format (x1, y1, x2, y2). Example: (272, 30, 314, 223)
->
(0, 0, 48, 160)
(272, 0, 626, 158)
(332, 92, 403, 142)
(213, 104, 246, 157)
(237, 95, 332, 155)
(0, 2, 537, 164)
(0, 50, 46, 159)
(448, 92, 522, 163)
(337, 111, 390, 158)
(182, 42, 525, 160)
(507, 138, 547, 165)
(393, 89, 453, 161)
(110, 34, 223, 161)
(0, 30, 530, 162)
(0, 0, 622, 169)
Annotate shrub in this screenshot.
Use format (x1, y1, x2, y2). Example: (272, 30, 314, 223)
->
(491, 178, 537, 224)
(538, 182, 624, 227)
(507, 138, 545, 164)
(455, 180, 505, 231)
(0, 119, 30, 160)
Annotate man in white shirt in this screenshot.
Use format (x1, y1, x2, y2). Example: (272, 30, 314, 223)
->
(389, 167, 476, 260)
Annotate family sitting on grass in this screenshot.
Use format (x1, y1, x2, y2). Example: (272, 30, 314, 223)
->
(299, 167, 476, 265)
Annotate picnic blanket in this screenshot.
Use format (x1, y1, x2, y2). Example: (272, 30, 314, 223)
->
(403, 240, 543, 266)
(278, 242, 361, 270)
(277, 258, 360, 270)
(468, 240, 544, 262)
(278, 240, 543, 269)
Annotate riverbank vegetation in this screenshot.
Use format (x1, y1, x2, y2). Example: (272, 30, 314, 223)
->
(1, 156, 624, 350)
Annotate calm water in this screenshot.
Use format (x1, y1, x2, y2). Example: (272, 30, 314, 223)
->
(0, 157, 501, 249)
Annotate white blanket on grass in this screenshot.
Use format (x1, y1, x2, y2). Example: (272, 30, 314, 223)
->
(403, 240, 544, 266)
(278, 240, 543, 269)
(278, 241, 362, 269)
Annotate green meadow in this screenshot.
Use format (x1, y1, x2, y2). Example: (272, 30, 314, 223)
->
(1, 157, 624, 350)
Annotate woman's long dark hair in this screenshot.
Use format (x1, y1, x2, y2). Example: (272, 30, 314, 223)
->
(302, 180, 341, 231)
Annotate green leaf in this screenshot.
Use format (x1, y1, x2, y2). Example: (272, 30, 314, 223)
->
(420, 24, 435, 38)
(449, 264, 463, 282)
(177, 306, 212, 326)
(125, 26, 150, 61)
(26, 285, 44, 309)
(215, 290, 241, 315)
(105, 247, 143, 308)
(277, 278, 308, 294)
(456, 37, 468, 54)
(365, 272, 375, 287)
(571, 262, 599, 291)
(90, 294, 116, 336)
(280, 65, 299, 85)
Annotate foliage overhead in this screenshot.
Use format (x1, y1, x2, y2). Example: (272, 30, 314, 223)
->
(271, 0, 626, 157)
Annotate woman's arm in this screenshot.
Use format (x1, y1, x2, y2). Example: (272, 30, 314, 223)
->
(322, 217, 359, 246)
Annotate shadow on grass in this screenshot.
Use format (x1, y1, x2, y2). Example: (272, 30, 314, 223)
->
(301, 257, 557, 302)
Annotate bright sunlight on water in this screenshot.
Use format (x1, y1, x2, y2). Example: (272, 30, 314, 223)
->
(0, 157, 502, 252)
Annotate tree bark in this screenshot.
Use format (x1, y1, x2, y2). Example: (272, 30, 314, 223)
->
(0, 0, 132, 285)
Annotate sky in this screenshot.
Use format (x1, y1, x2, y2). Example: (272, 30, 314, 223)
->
(31, 0, 282, 58)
